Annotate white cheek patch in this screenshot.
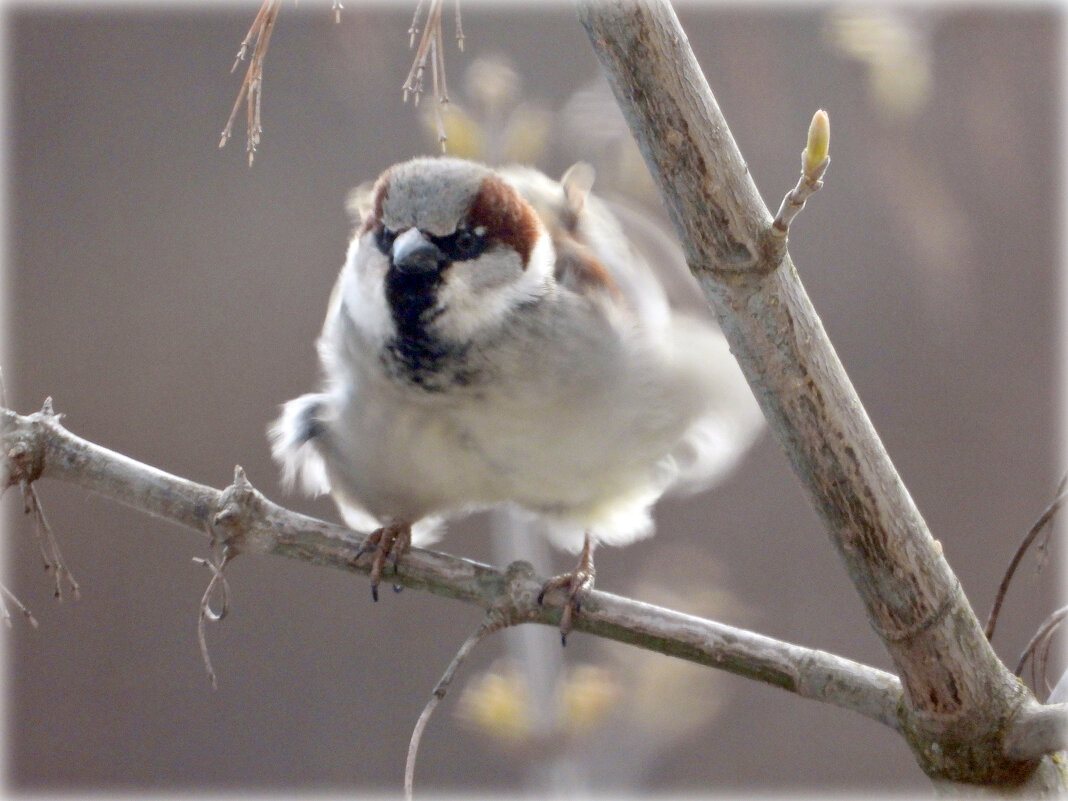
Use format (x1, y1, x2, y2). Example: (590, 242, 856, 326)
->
(434, 242, 550, 342)
(341, 235, 394, 341)
(461, 245, 520, 293)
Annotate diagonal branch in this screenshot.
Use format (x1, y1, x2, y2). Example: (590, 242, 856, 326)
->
(575, 0, 1057, 786)
(2, 402, 902, 733)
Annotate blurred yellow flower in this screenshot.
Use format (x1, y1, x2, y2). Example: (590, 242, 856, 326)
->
(561, 664, 622, 734)
(455, 663, 532, 744)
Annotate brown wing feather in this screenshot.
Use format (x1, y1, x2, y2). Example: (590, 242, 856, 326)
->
(552, 231, 623, 303)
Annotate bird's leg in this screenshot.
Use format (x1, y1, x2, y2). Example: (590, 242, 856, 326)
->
(538, 533, 596, 646)
(356, 522, 412, 602)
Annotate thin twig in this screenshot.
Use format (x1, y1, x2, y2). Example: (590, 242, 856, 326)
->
(402, 0, 459, 150)
(454, 0, 464, 51)
(247, 3, 278, 164)
(20, 480, 80, 601)
(770, 158, 828, 236)
(220, 0, 281, 165)
(408, 0, 428, 47)
(222, 0, 271, 137)
(402, 0, 439, 104)
(1033, 472, 1066, 572)
(434, 10, 448, 105)
(0, 584, 38, 629)
(771, 110, 830, 238)
(192, 540, 234, 690)
(229, 0, 269, 73)
(985, 474, 1068, 640)
(1015, 606, 1068, 698)
(429, 27, 447, 151)
(405, 611, 507, 800)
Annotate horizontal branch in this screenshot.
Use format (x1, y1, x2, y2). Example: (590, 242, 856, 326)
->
(2, 401, 901, 732)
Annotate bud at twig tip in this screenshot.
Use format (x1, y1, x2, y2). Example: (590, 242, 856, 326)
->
(802, 109, 830, 178)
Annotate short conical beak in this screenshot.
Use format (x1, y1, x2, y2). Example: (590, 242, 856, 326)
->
(391, 228, 444, 274)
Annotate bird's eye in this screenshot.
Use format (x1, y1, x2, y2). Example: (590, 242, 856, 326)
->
(442, 228, 486, 261)
(375, 225, 397, 254)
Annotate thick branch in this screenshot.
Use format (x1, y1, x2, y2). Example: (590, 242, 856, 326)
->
(2, 403, 902, 732)
(576, 0, 1057, 786)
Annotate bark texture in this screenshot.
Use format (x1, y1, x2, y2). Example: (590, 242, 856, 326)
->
(576, 0, 1063, 788)
(1, 403, 904, 732)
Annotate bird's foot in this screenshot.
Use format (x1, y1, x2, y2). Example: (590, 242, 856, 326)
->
(356, 522, 411, 601)
(538, 536, 595, 646)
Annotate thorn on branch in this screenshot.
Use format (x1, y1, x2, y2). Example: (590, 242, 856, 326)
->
(770, 109, 831, 244)
(212, 465, 264, 540)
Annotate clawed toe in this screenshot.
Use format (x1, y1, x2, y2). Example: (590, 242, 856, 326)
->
(537, 535, 596, 646)
(356, 523, 411, 601)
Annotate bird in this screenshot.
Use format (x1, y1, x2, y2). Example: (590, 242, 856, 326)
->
(270, 155, 762, 642)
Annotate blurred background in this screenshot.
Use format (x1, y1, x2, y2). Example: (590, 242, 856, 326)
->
(3, 2, 1061, 795)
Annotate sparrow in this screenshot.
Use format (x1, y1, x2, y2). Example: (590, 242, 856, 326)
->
(270, 156, 762, 641)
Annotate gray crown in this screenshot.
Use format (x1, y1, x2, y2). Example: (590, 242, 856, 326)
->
(380, 157, 492, 237)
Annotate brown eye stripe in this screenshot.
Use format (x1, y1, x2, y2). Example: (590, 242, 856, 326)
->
(466, 176, 540, 268)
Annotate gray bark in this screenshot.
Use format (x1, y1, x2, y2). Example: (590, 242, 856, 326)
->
(575, 0, 1064, 790)
(2, 402, 902, 729)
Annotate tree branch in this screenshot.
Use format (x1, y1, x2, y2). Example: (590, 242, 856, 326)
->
(2, 402, 903, 733)
(575, 0, 1060, 786)
(1002, 701, 1068, 762)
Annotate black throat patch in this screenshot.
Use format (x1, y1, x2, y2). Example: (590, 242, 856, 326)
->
(382, 266, 476, 392)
